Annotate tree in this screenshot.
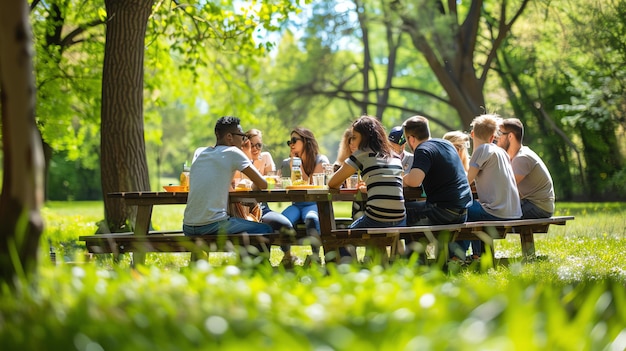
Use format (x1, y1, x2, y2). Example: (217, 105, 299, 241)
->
(391, 0, 530, 128)
(100, 1, 308, 234)
(0, 0, 45, 284)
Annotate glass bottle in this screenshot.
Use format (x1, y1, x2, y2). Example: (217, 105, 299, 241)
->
(291, 157, 302, 184)
(180, 162, 190, 189)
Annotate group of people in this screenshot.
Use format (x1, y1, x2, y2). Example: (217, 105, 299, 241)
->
(182, 113, 555, 264)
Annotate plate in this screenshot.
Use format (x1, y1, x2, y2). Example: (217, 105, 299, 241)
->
(285, 185, 327, 190)
(163, 185, 188, 192)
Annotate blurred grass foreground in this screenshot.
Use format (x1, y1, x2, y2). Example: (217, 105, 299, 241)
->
(0, 202, 625, 350)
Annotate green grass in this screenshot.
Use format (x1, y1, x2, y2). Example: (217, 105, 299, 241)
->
(1, 201, 624, 350)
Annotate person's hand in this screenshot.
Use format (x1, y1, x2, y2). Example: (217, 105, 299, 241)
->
(357, 181, 366, 193)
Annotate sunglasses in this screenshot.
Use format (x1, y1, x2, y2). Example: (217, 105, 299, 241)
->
(231, 132, 248, 141)
(251, 142, 263, 149)
(286, 137, 303, 146)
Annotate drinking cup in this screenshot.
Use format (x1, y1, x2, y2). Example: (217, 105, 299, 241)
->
(312, 173, 326, 186)
(346, 175, 359, 189)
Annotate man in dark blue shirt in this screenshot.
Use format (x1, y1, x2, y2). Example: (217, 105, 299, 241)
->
(402, 116, 473, 258)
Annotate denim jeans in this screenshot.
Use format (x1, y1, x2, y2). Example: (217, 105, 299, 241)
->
(281, 202, 320, 233)
(405, 201, 467, 259)
(338, 215, 407, 258)
(183, 217, 273, 235)
(452, 200, 516, 260)
(281, 202, 321, 256)
(405, 201, 467, 226)
(521, 199, 553, 219)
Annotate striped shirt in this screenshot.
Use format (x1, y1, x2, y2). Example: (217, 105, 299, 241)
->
(346, 148, 405, 222)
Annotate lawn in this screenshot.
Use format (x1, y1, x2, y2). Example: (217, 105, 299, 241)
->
(0, 201, 624, 350)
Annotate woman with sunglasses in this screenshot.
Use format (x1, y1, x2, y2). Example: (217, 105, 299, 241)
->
(281, 127, 330, 263)
(236, 129, 294, 238)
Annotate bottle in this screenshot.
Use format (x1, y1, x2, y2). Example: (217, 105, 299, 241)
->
(180, 162, 190, 189)
(291, 157, 303, 184)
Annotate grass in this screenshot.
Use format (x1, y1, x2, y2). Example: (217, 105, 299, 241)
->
(1, 201, 624, 350)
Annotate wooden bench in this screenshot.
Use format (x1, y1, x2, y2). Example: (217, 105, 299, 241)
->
(324, 216, 575, 263)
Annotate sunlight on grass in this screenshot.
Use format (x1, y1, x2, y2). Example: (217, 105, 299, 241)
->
(3, 201, 625, 349)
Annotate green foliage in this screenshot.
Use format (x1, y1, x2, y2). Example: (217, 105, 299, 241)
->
(6, 202, 621, 349)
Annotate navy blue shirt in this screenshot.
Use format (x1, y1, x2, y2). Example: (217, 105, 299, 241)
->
(411, 139, 473, 210)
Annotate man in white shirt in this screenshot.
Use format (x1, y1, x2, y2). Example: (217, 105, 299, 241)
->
(183, 116, 273, 235)
(495, 118, 555, 219)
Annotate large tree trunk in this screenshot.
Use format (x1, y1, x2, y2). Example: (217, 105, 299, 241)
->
(0, 0, 45, 284)
(100, 0, 153, 233)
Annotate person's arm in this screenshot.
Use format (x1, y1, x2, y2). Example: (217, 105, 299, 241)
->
(242, 165, 268, 190)
(514, 174, 525, 184)
(327, 163, 357, 189)
(467, 166, 479, 185)
(263, 152, 276, 174)
(403, 167, 425, 187)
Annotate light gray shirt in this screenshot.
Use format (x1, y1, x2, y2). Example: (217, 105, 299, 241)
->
(183, 145, 252, 226)
(512, 146, 555, 213)
(470, 143, 522, 219)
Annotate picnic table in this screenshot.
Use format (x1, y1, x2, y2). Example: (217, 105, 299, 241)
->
(81, 187, 573, 265)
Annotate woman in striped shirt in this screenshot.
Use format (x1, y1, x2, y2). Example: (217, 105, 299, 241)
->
(328, 116, 406, 228)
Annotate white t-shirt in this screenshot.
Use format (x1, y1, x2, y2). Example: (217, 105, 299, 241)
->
(512, 146, 555, 213)
(470, 143, 522, 219)
(183, 145, 252, 226)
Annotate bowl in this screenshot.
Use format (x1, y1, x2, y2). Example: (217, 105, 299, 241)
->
(163, 185, 188, 192)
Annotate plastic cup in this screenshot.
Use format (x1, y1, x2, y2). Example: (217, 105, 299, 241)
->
(312, 173, 325, 186)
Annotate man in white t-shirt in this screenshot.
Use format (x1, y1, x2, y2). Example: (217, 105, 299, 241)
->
(183, 116, 273, 235)
(496, 118, 555, 219)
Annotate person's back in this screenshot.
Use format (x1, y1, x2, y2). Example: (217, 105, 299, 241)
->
(415, 139, 472, 210)
(402, 116, 472, 227)
(467, 114, 522, 221)
(184, 146, 247, 226)
(346, 148, 405, 223)
(183, 116, 272, 236)
(470, 142, 521, 219)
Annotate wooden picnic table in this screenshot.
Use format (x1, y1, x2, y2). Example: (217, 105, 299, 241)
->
(107, 186, 424, 238)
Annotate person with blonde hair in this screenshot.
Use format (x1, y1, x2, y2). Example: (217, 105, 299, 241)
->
(333, 128, 356, 171)
(443, 131, 470, 173)
(456, 114, 522, 261)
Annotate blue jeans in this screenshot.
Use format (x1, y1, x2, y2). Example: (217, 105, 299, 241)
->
(349, 215, 406, 229)
(260, 202, 293, 231)
(339, 215, 407, 258)
(281, 202, 320, 233)
(405, 201, 467, 226)
(281, 202, 321, 256)
(405, 201, 467, 259)
(521, 199, 553, 219)
(452, 200, 515, 260)
(183, 217, 273, 235)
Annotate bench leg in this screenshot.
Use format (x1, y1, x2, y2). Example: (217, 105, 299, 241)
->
(519, 230, 536, 260)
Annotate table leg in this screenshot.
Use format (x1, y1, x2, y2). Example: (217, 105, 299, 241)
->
(132, 204, 153, 265)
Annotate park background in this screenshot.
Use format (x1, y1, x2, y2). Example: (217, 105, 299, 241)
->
(13, 0, 624, 207)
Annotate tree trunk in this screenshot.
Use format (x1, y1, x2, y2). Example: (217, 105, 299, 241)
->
(0, 0, 45, 284)
(100, 0, 153, 232)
